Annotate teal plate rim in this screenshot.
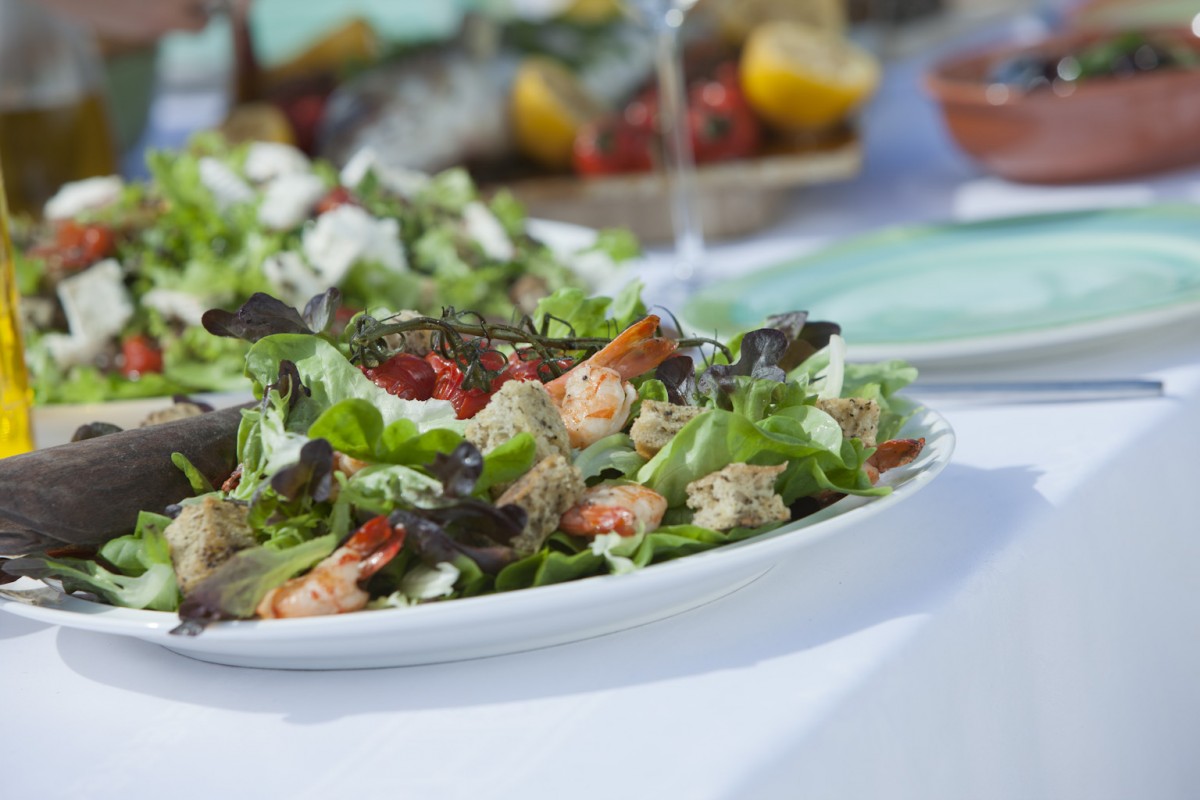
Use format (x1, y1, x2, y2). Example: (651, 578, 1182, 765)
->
(682, 204, 1200, 366)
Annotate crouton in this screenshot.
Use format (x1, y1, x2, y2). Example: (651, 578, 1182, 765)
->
(629, 400, 708, 458)
(686, 462, 790, 531)
(495, 454, 586, 557)
(815, 397, 880, 448)
(163, 496, 256, 595)
(465, 380, 572, 462)
(139, 402, 207, 428)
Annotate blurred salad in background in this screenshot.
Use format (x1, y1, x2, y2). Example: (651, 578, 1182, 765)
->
(10, 133, 637, 405)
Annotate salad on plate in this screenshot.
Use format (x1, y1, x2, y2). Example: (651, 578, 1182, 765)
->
(0, 284, 925, 634)
(10, 134, 635, 405)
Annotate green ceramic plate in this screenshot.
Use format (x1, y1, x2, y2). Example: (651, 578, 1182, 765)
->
(684, 205, 1200, 366)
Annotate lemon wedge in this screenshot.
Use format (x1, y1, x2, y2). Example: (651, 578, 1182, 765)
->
(511, 57, 605, 170)
(264, 18, 380, 89)
(740, 21, 880, 132)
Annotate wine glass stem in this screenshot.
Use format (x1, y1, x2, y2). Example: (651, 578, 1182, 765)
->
(653, 23, 705, 284)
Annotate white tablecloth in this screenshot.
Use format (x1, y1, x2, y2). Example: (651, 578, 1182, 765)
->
(6, 13, 1200, 800)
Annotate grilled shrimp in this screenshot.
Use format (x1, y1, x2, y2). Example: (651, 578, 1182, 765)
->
(863, 437, 926, 484)
(560, 483, 668, 538)
(256, 516, 405, 619)
(545, 315, 677, 449)
(551, 364, 639, 451)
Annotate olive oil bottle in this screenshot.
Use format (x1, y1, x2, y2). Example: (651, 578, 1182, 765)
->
(0, 167, 34, 458)
(0, 0, 119, 218)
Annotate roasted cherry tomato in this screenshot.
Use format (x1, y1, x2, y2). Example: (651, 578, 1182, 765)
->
(360, 353, 436, 401)
(573, 118, 654, 176)
(120, 334, 164, 378)
(45, 220, 116, 271)
(505, 350, 574, 383)
(425, 350, 513, 420)
(331, 304, 361, 335)
(315, 186, 358, 215)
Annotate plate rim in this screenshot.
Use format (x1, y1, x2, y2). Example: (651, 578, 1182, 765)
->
(682, 203, 1200, 365)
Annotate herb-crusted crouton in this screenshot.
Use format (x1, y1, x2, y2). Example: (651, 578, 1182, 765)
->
(815, 397, 880, 447)
(495, 454, 586, 556)
(465, 380, 572, 462)
(164, 496, 256, 595)
(139, 402, 207, 428)
(629, 400, 708, 458)
(686, 463, 790, 531)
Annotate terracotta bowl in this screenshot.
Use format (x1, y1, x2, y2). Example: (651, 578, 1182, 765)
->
(924, 28, 1200, 183)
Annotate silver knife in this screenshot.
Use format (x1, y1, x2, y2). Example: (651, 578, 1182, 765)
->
(910, 379, 1164, 403)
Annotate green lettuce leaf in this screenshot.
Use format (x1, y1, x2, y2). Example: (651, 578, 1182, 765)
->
(636, 405, 884, 508)
(4, 511, 180, 611)
(574, 433, 645, 482)
(531, 282, 647, 340)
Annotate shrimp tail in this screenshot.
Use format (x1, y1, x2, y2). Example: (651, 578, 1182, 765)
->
(546, 315, 677, 402)
(347, 515, 407, 579)
(594, 315, 679, 378)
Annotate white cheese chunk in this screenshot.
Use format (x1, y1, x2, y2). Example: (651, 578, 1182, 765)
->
(43, 176, 124, 220)
(45, 259, 133, 366)
(257, 173, 328, 231)
(198, 157, 255, 209)
(589, 532, 637, 575)
(302, 205, 406, 286)
(262, 251, 326, 307)
(243, 142, 311, 183)
(339, 147, 430, 198)
(399, 562, 460, 600)
(142, 288, 207, 327)
(462, 201, 514, 262)
(43, 332, 104, 368)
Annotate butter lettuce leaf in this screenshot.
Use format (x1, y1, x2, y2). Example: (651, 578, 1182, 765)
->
(636, 405, 883, 508)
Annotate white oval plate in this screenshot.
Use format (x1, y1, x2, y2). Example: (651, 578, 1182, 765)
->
(1, 405, 953, 670)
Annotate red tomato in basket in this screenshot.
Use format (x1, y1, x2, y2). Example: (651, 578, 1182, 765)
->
(688, 66, 760, 163)
(623, 87, 660, 134)
(573, 118, 655, 176)
(360, 353, 436, 401)
(120, 335, 164, 378)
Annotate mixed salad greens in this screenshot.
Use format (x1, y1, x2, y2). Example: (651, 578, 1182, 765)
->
(11, 133, 634, 404)
(1, 284, 923, 632)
